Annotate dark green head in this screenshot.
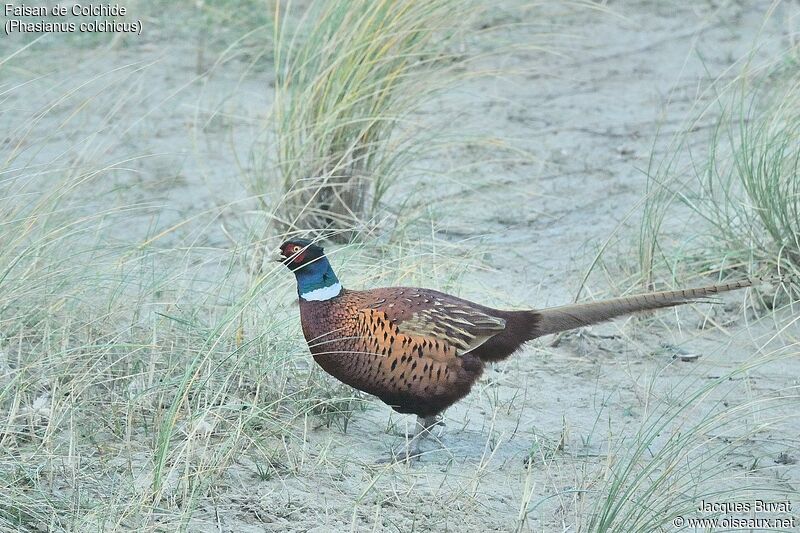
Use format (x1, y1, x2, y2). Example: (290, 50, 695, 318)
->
(279, 238, 325, 269)
(278, 238, 341, 301)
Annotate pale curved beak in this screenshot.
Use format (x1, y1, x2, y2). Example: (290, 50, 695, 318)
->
(271, 247, 285, 263)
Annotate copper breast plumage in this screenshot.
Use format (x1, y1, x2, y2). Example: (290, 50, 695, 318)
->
(298, 287, 513, 417)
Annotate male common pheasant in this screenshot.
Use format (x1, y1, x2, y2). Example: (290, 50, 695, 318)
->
(278, 238, 754, 458)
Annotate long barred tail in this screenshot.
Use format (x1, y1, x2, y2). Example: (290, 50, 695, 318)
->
(531, 278, 758, 338)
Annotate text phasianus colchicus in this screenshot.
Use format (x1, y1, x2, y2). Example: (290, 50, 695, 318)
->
(278, 238, 755, 460)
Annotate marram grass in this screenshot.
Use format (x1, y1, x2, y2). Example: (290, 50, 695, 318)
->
(265, 0, 473, 242)
(637, 63, 800, 301)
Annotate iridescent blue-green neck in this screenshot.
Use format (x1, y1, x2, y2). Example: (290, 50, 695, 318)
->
(294, 257, 341, 301)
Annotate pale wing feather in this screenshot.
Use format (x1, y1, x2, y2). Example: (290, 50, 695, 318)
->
(399, 301, 506, 355)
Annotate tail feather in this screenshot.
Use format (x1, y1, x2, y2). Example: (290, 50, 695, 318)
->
(532, 278, 754, 338)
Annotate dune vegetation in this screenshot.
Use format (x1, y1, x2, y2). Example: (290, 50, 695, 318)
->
(0, 1, 797, 531)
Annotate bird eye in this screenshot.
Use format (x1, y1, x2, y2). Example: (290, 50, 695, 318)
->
(292, 245, 301, 253)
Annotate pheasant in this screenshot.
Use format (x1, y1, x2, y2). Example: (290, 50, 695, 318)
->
(278, 238, 755, 459)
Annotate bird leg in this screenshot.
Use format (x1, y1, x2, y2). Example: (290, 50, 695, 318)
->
(379, 415, 444, 464)
(388, 414, 444, 438)
(400, 415, 443, 461)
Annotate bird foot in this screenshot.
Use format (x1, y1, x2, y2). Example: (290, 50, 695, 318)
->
(375, 415, 445, 464)
(374, 442, 422, 465)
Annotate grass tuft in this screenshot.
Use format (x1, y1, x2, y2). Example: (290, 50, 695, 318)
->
(264, 0, 473, 242)
(637, 62, 800, 302)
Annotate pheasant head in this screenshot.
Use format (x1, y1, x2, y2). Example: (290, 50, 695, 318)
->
(279, 238, 342, 301)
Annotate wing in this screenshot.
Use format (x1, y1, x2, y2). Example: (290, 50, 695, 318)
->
(394, 302, 506, 355)
(357, 288, 507, 356)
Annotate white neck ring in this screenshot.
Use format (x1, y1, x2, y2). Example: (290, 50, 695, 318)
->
(300, 282, 342, 301)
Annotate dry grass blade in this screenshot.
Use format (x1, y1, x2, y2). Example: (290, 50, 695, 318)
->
(267, 0, 472, 241)
(583, 338, 800, 533)
(635, 58, 800, 305)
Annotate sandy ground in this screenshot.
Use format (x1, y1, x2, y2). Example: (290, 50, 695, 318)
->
(3, 1, 800, 531)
